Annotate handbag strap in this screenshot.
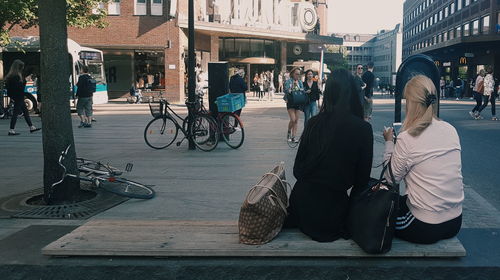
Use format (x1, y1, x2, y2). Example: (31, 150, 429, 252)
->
(248, 171, 291, 213)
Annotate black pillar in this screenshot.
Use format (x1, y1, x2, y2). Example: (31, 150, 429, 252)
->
(187, 0, 196, 150)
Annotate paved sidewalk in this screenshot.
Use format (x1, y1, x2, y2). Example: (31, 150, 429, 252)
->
(0, 100, 499, 279)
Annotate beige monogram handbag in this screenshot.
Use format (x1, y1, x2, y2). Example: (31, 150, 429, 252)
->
(238, 162, 290, 245)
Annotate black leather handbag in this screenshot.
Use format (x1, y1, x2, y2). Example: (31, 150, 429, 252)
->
(347, 162, 400, 254)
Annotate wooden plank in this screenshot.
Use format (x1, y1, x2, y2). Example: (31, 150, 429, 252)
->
(42, 220, 466, 258)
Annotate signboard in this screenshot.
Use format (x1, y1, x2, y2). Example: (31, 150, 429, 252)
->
(79, 51, 102, 61)
(168, 64, 176, 70)
(443, 62, 451, 67)
(459, 57, 467, 64)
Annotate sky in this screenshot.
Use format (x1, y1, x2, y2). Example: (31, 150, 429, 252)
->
(328, 0, 404, 34)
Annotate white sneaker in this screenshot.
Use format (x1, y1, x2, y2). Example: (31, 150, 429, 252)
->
(469, 111, 475, 119)
(234, 127, 242, 132)
(456, 98, 460, 100)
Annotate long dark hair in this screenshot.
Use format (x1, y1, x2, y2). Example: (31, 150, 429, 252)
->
(294, 68, 363, 177)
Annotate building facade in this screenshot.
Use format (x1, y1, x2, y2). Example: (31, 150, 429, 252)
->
(403, 0, 500, 89)
(333, 24, 402, 87)
(6, 0, 338, 102)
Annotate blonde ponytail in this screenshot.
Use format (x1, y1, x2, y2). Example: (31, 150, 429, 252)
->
(402, 75, 438, 137)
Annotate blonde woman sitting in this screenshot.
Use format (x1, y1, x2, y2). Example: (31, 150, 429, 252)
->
(383, 75, 464, 244)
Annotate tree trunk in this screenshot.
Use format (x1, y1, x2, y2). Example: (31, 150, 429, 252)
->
(39, 0, 80, 204)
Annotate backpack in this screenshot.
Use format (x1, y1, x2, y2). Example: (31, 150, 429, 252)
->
(87, 76, 97, 93)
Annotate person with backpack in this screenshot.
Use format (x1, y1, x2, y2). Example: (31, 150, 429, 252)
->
(76, 65, 96, 128)
(5, 59, 41, 135)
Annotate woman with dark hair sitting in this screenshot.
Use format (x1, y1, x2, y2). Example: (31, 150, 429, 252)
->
(284, 68, 373, 242)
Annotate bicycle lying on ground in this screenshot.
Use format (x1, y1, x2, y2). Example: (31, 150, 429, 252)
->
(144, 98, 219, 151)
(51, 145, 155, 200)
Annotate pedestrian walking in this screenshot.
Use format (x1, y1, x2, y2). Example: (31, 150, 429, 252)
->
(284, 67, 304, 143)
(258, 73, 264, 101)
(278, 72, 284, 93)
(252, 73, 259, 97)
(455, 78, 464, 100)
(354, 64, 366, 106)
(362, 62, 375, 121)
(476, 66, 496, 120)
(303, 70, 320, 126)
(5, 59, 41, 135)
(440, 77, 446, 98)
(76, 65, 96, 128)
(469, 70, 485, 119)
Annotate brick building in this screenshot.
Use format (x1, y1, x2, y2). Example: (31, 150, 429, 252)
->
(6, 0, 339, 102)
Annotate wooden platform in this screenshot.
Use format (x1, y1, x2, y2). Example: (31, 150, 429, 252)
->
(42, 220, 466, 258)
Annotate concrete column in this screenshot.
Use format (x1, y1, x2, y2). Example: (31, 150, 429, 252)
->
(280, 42, 287, 73)
(210, 35, 219, 62)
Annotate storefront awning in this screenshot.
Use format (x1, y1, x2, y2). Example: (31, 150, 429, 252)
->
(178, 19, 342, 45)
(227, 57, 275, 64)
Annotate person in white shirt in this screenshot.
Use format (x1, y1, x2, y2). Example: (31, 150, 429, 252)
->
(383, 75, 464, 244)
(476, 66, 497, 121)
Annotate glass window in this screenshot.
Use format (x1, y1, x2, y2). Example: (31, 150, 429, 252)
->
(482, 16, 490, 34)
(92, 2, 105, 14)
(449, 29, 454, 40)
(108, 0, 120, 15)
(234, 38, 249, 58)
(463, 23, 470, 36)
(458, 0, 462, 10)
(250, 39, 264, 57)
(151, 0, 163, 16)
(465, 0, 470, 6)
(450, 3, 455, 14)
(472, 19, 479, 35)
(135, 0, 147, 15)
(456, 26, 461, 37)
(445, 6, 449, 18)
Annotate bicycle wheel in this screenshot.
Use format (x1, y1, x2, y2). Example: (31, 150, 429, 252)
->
(99, 177, 155, 199)
(77, 158, 122, 176)
(220, 113, 245, 149)
(144, 116, 178, 149)
(190, 114, 219, 152)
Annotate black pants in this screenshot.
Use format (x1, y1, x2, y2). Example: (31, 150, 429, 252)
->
(395, 196, 462, 244)
(10, 96, 33, 130)
(472, 91, 482, 112)
(478, 95, 491, 113)
(491, 94, 497, 116)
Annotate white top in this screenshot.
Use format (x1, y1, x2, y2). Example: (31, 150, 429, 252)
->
(484, 74, 494, 96)
(384, 119, 464, 224)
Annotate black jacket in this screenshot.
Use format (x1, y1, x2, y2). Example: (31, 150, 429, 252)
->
(285, 113, 373, 242)
(5, 76, 25, 100)
(362, 71, 375, 98)
(76, 74, 94, 98)
(303, 80, 321, 102)
(229, 74, 247, 94)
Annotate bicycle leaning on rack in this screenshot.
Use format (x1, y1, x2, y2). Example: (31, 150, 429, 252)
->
(50, 145, 155, 201)
(144, 98, 219, 151)
(191, 89, 245, 149)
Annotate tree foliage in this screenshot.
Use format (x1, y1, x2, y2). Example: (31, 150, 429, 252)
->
(0, 0, 109, 45)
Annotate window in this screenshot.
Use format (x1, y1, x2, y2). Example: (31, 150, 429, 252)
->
(134, 0, 147, 15)
(472, 19, 479, 35)
(481, 16, 490, 34)
(457, 0, 462, 11)
(445, 6, 449, 18)
(463, 23, 470, 36)
(151, 0, 163, 16)
(449, 29, 454, 40)
(439, 10, 443, 21)
(465, 0, 470, 6)
(450, 3, 455, 14)
(108, 0, 120, 15)
(456, 26, 462, 37)
(92, 2, 105, 14)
